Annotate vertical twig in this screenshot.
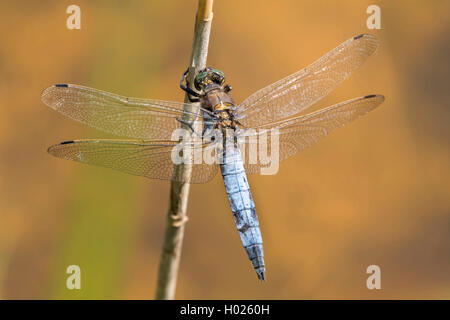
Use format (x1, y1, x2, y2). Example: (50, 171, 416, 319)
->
(155, 0, 214, 300)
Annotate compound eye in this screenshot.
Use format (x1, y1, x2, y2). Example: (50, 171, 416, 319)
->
(195, 72, 205, 83)
(212, 73, 220, 82)
(194, 71, 208, 90)
(211, 69, 225, 80)
(213, 73, 225, 84)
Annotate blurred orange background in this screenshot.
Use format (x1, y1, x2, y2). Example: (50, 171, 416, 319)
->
(0, 0, 449, 299)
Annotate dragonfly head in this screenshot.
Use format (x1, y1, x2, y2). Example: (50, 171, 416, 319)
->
(194, 67, 226, 92)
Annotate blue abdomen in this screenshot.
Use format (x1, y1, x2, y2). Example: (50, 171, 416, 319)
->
(220, 146, 265, 280)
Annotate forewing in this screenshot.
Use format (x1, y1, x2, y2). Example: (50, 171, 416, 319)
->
(47, 139, 218, 183)
(41, 84, 202, 140)
(236, 34, 379, 127)
(238, 95, 385, 174)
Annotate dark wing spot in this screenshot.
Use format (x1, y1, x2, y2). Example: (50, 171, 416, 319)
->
(353, 34, 364, 40)
(55, 84, 68, 87)
(60, 140, 74, 145)
(364, 94, 376, 99)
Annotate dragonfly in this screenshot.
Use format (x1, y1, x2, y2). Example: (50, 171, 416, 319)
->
(42, 34, 384, 281)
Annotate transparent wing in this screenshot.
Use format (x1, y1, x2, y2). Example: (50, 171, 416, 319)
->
(41, 84, 208, 140)
(236, 34, 379, 127)
(47, 139, 218, 183)
(238, 95, 385, 174)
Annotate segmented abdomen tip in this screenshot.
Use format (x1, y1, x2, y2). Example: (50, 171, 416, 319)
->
(257, 270, 266, 281)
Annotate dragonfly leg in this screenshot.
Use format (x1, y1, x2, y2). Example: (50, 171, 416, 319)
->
(176, 118, 196, 133)
(176, 118, 218, 141)
(176, 118, 206, 139)
(180, 68, 201, 102)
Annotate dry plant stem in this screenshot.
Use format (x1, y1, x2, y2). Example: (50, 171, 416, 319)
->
(155, 0, 213, 300)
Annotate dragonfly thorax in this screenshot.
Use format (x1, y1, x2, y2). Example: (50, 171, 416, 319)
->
(201, 86, 239, 130)
(193, 68, 238, 129)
